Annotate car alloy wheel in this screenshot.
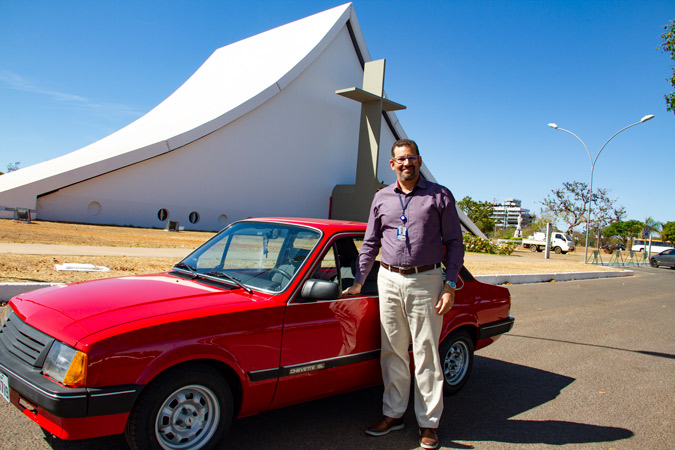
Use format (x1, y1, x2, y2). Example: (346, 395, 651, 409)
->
(439, 330, 474, 396)
(126, 364, 233, 450)
(650, 258, 658, 268)
(155, 384, 220, 449)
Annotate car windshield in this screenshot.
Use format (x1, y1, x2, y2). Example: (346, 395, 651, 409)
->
(174, 221, 321, 292)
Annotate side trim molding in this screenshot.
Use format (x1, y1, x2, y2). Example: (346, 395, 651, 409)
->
(248, 349, 379, 382)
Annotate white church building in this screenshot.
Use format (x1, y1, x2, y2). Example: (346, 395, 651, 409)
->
(0, 3, 482, 236)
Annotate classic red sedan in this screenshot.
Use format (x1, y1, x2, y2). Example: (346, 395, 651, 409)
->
(0, 218, 513, 450)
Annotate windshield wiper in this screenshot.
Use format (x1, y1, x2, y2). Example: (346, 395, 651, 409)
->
(174, 262, 198, 278)
(204, 271, 253, 294)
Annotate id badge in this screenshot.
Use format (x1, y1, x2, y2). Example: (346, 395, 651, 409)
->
(397, 225, 407, 241)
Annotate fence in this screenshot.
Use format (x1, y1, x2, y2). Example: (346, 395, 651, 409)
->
(586, 249, 649, 266)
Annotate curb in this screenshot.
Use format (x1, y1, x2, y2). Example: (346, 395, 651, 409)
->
(1, 269, 634, 302)
(474, 269, 633, 285)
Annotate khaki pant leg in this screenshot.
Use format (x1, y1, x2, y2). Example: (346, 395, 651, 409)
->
(404, 268, 444, 428)
(377, 267, 412, 419)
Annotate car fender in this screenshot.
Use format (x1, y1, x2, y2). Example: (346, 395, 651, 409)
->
(440, 310, 479, 344)
(133, 343, 246, 387)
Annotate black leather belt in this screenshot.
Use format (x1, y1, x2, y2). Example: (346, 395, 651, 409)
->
(381, 262, 441, 275)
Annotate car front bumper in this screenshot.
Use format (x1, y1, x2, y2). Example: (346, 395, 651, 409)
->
(0, 311, 142, 439)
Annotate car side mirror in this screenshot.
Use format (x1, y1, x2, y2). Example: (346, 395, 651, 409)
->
(300, 279, 340, 301)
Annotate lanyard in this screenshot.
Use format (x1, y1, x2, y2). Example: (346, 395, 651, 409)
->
(397, 191, 413, 223)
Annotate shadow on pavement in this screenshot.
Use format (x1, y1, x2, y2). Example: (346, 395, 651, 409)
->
(41, 356, 633, 450)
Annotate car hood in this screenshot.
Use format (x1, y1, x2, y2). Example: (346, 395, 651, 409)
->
(10, 273, 261, 344)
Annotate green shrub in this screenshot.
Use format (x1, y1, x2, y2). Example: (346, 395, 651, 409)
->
(463, 234, 516, 255)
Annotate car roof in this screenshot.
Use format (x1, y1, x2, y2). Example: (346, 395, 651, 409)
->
(241, 217, 367, 233)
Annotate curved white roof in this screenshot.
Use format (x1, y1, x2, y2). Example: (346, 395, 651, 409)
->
(0, 3, 372, 207)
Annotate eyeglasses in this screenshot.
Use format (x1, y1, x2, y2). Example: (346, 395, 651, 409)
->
(392, 155, 420, 164)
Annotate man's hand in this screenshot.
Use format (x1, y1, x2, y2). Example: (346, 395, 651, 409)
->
(435, 285, 455, 315)
(342, 283, 363, 296)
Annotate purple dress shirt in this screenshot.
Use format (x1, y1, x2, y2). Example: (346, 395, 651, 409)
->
(355, 177, 465, 285)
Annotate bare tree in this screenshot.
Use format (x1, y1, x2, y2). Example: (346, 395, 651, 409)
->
(541, 181, 623, 235)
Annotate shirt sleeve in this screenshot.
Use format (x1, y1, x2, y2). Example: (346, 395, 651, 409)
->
(441, 188, 465, 283)
(354, 197, 382, 286)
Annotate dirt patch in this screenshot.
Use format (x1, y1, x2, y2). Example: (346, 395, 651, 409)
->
(0, 254, 177, 283)
(1, 219, 212, 248)
(1, 220, 210, 283)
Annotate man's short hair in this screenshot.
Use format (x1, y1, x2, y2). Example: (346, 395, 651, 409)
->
(391, 139, 419, 157)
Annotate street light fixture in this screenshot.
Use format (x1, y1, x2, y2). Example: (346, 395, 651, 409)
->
(548, 115, 655, 263)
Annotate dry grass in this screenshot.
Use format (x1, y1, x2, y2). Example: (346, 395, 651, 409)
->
(0, 254, 178, 283)
(1, 219, 212, 248)
(1, 220, 212, 283)
(1, 219, 622, 284)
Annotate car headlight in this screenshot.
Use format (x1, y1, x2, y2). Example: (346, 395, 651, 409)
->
(42, 341, 87, 387)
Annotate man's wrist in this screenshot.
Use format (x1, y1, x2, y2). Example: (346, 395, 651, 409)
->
(445, 280, 456, 289)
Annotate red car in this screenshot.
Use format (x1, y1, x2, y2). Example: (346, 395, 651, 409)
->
(0, 218, 513, 450)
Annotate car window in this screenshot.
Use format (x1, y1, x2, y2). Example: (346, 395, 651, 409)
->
(178, 221, 320, 292)
(310, 236, 363, 292)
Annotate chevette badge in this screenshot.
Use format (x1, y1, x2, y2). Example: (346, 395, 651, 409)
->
(289, 363, 326, 375)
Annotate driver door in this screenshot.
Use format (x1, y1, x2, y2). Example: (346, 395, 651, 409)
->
(272, 234, 382, 406)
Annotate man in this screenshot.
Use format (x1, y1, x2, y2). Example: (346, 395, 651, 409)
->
(343, 139, 464, 450)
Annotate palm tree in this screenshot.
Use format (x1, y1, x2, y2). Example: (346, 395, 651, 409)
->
(643, 217, 664, 238)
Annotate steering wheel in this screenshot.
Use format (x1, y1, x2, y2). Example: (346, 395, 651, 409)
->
(268, 268, 292, 282)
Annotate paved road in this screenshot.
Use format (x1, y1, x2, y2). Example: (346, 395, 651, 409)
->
(1, 266, 673, 450)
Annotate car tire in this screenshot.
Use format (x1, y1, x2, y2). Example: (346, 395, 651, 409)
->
(649, 258, 658, 268)
(440, 330, 474, 396)
(529, 245, 537, 252)
(554, 247, 563, 254)
(125, 364, 233, 450)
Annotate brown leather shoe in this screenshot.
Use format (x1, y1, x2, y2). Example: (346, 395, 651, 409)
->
(365, 416, 404, 436)
(419, 427, 439, 449)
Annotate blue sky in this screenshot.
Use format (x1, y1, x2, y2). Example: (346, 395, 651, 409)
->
(1, 0, 673, 225)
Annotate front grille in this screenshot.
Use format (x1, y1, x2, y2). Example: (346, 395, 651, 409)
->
(0, 309, 54, 367)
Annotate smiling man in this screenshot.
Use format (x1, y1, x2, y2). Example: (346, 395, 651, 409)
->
(343, 139, 464, 449)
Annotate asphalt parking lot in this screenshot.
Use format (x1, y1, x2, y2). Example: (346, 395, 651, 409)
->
(1, 266, 673, 450)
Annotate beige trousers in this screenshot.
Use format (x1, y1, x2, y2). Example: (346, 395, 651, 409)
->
(377, 266, 444, 428)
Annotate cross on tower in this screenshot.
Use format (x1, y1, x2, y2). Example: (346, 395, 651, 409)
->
(331, 59, 406, 221)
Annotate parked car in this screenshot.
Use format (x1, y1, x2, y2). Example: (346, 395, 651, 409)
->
(601, 243, 626, 254)
(649, 248, 675, 268)
(0, 218, 514, 450)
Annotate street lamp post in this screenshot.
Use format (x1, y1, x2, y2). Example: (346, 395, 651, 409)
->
(548, 115, 655, 263)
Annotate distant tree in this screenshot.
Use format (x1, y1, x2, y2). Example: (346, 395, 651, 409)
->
(541, 181, 623, 235)
(625, 219, 646, 237)
(603, 219, 644, 246)
(457, 196, 495, 236)
(542, 181, 588, 234)
(660, 19, 675, 113)
(527, 210, 556, 234)
(661, 221, 675, 244)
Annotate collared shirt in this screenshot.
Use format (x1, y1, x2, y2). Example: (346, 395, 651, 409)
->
(354, 177, 465, 285)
